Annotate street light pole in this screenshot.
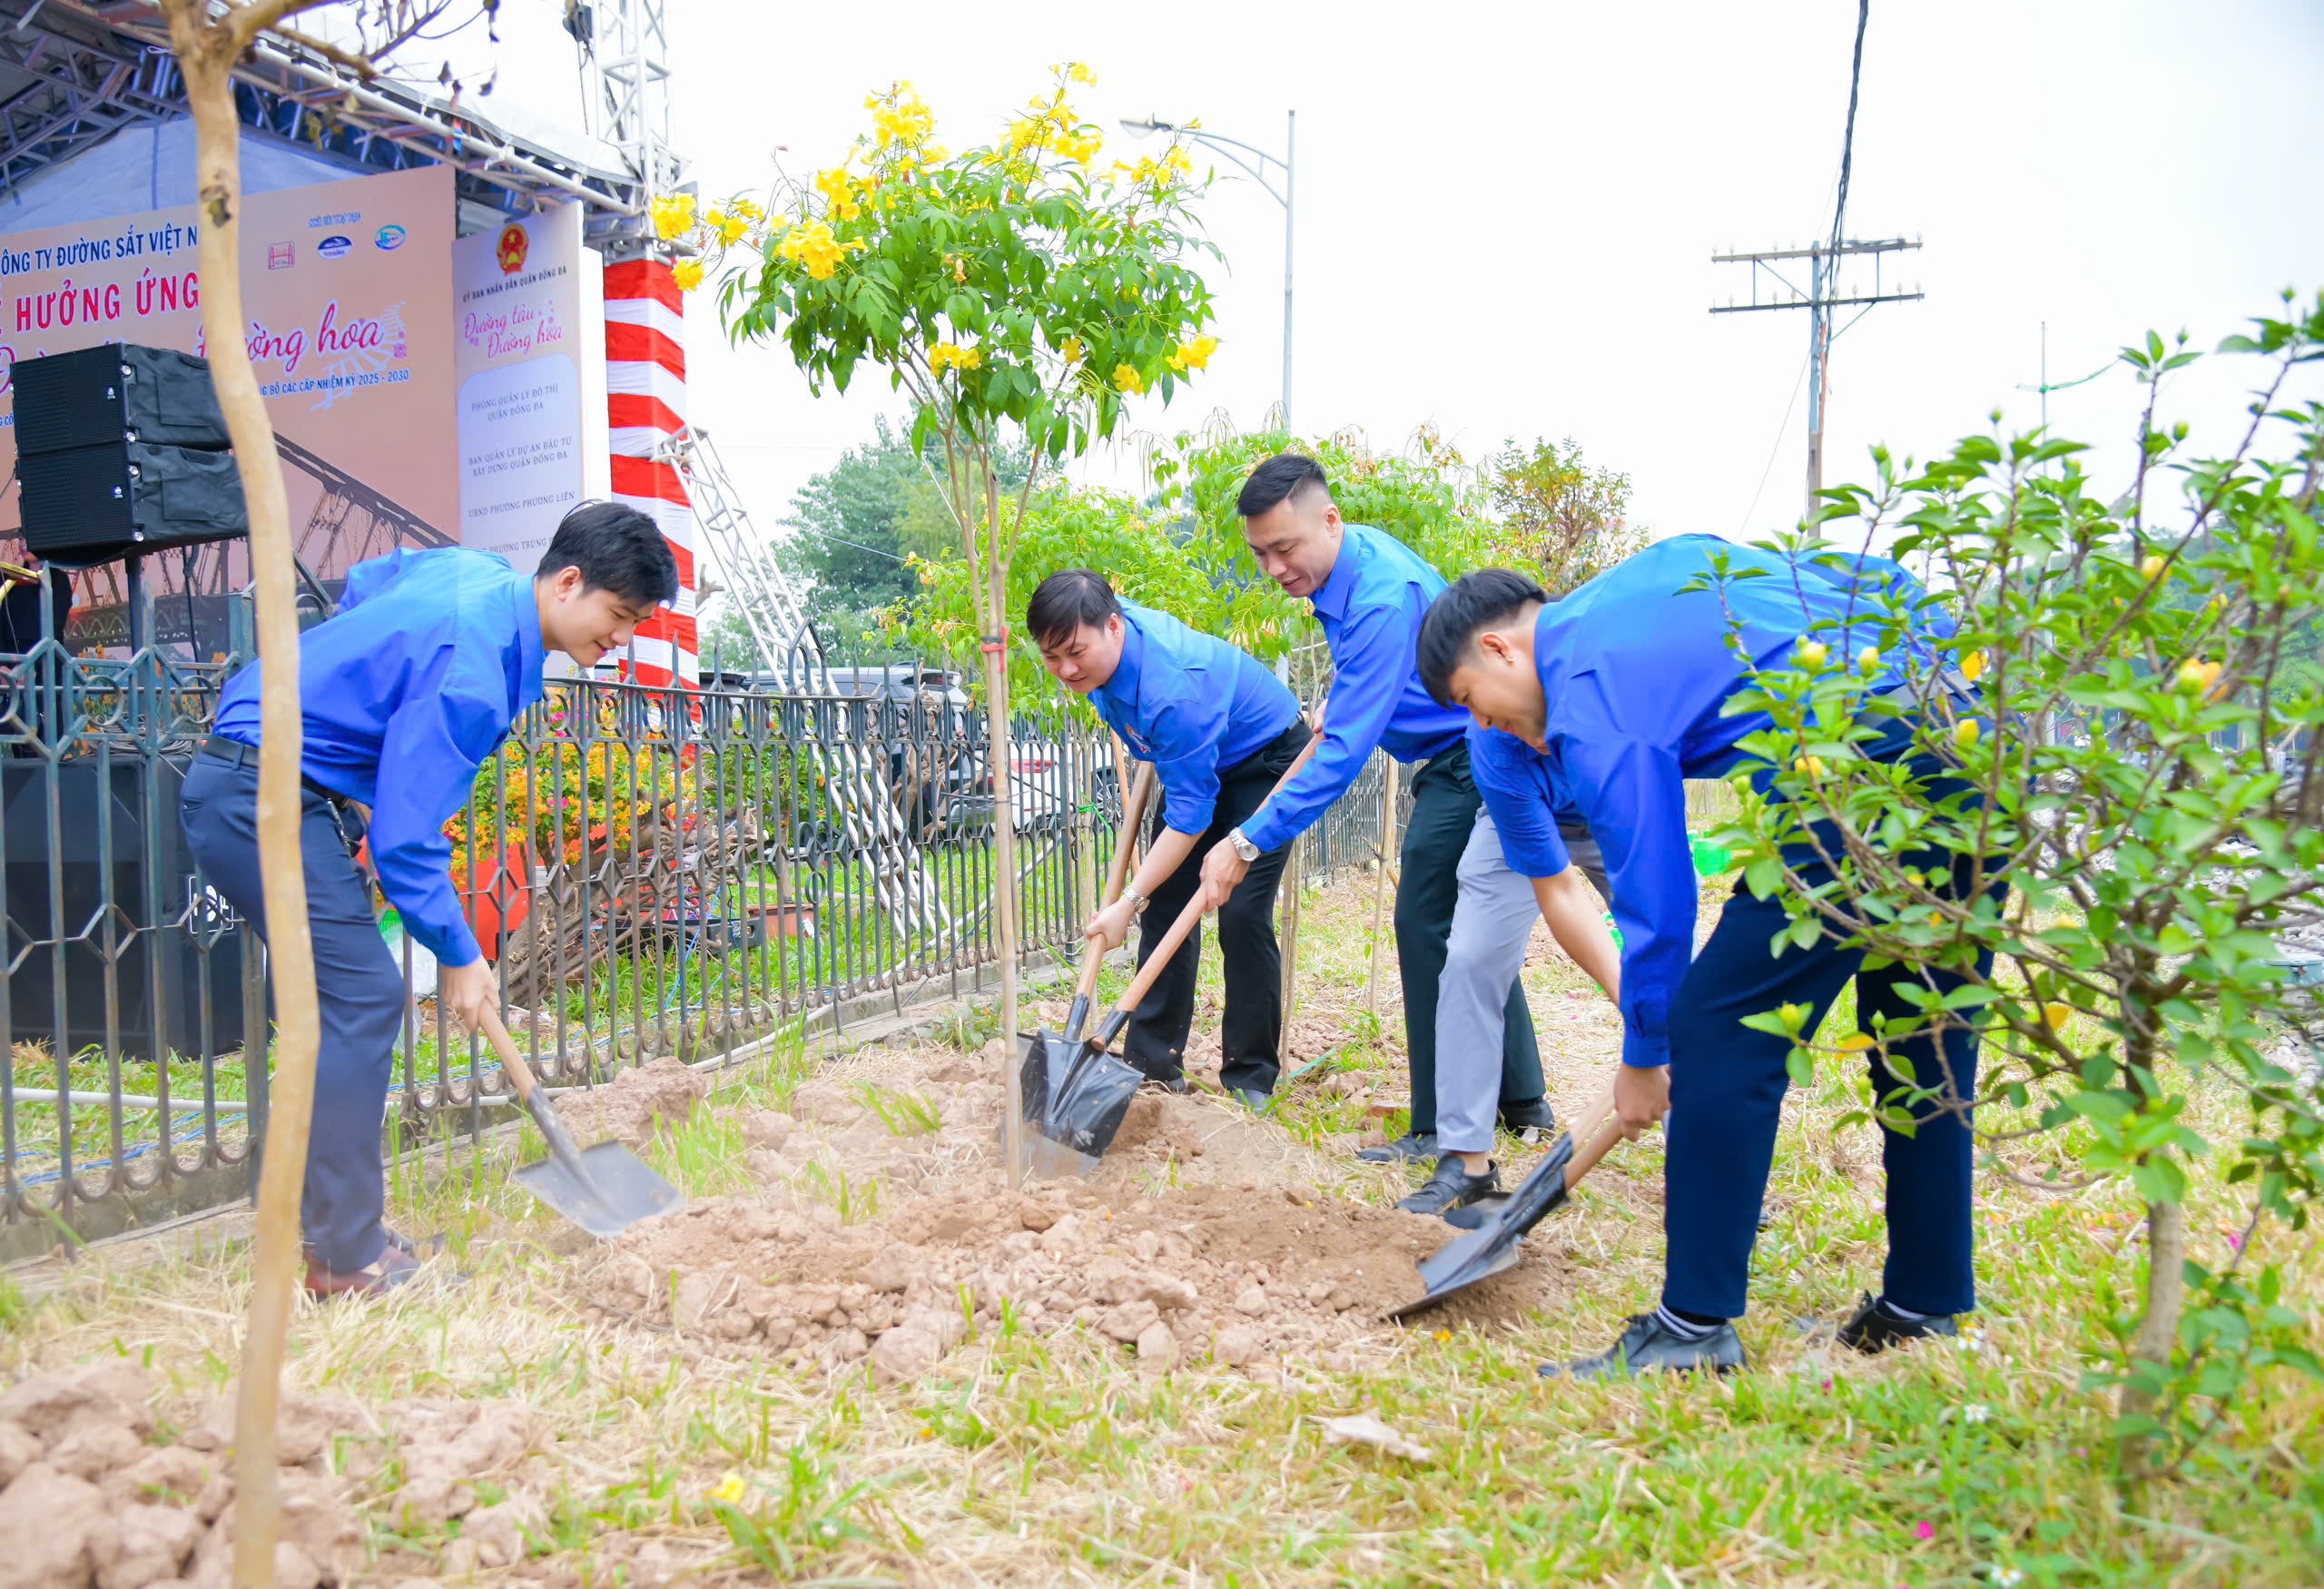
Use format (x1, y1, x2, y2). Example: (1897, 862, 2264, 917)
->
(1280, 109, 1294, 431)
(1121, 110, 1295, 429)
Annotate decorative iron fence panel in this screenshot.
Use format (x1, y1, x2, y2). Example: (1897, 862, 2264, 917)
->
(0, 619, 1377, 1253)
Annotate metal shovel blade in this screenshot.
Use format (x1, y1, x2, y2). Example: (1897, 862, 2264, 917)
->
(511, 1140, 684, 1239)
(1019, 1028, 1143, 1167)
(1389, 1130, 1579, 1319)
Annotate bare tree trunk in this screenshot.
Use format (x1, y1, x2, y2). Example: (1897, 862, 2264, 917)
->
(2118, 1194, 2188, 1476)
(981, 478, 1021, 1188)
(161, 5, 326, 1583)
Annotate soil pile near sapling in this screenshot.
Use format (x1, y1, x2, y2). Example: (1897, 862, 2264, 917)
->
(0, 1360, 557, 1588)
(556, 1053, 707, 1147)
(580, 1032, 1574, 1383)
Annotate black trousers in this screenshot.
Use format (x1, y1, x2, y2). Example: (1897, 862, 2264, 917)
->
(1124, 720, 1312, 1095)
(179, 756, 407, 1274)
(1396, 742, 1543, 1134)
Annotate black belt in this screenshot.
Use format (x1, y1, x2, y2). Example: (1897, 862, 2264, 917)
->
(199, 735, 357, 809)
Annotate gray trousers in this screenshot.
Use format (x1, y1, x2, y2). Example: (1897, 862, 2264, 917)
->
(1436, 808, 1610, 1154)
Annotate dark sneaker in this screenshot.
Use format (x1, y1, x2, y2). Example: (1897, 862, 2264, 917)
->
(1540, 1312, 1748, 1379)
(1837, 1292, 1959, 1354)
(1499, 1097, 1559, 1134)
(303, 1243, 427, 1299)
(1398, 1157, 1502, 1218)
(1139, 1073, 1190, 1095)
(1357, 1130, 1440, 1164)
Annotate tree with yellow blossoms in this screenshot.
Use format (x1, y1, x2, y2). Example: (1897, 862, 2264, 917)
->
(666, 66, 1220, 1181)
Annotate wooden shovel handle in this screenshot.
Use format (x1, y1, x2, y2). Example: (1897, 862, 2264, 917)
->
(1561, 1073, 1634, 1192)
(1075, 762, 1158, 1002)
(474, 1003, 541, 1105)
(1106, 696, 1331, 1023)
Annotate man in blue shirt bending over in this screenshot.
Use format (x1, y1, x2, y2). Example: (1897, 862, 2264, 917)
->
(182, 502, 678, 1298)
(1197, 456, 1616, 1209)
(1418, 538, 1989, 1377)
(1031, 569, 1311, 1105)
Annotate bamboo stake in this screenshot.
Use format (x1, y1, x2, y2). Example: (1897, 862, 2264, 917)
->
(158, 4, 338, 1583)
(1365, 760, 1400, 1017)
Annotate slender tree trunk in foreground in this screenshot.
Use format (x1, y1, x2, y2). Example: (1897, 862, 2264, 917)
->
(979, 476, 1022, 1188)
(2119, 1193, 2188, 1477)
(161, 3, 328, 1582)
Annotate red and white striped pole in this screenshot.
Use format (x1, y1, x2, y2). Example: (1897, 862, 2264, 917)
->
(603, 257, 697, 685)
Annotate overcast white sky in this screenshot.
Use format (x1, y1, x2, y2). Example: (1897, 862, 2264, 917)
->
(444, 0, 2323, 561)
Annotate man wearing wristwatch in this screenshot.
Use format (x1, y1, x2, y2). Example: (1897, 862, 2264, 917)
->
(1206, 455, 1619, 1203)
(1029, 568, 1312, 1105)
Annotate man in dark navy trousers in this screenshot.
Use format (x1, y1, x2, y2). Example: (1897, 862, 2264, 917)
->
(1418, 538, 1985, 1375)
(1030, 569, 1310, 1105)
(181, 502, 677, 1297)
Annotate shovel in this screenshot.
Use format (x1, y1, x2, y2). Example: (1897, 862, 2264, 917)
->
(1027, 702, 1333, 1170)
(1388, 1081, 1626, 1318)
(1019, 762, 1157, 1138)
(478, 1006, 684, 1239)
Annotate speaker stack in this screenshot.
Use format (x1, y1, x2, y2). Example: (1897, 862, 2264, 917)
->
(15, 344, 246, 563)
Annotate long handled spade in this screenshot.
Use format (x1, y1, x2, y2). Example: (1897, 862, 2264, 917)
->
(1019, 762, 1157, 1134)
(1389, 1079, 1627, 1318)
(478, 1006, 684, 1238)
(1028, 702, 1333, 1172)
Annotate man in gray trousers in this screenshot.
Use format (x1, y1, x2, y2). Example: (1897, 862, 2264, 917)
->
(1400, 725, 1618, 1216)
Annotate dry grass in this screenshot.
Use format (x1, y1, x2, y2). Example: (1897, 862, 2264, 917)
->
(3, 870, 2319, 1586)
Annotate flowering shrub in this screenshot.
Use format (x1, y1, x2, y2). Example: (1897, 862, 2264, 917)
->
(1706, 293, 2324, 1477)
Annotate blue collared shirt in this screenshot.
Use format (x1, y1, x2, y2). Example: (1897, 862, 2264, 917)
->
(1088, 599, 1300, 835)
(1239, 523, 1470, 852)
(213, 548, 547, 969)
(1469, 534, 1952, 1070)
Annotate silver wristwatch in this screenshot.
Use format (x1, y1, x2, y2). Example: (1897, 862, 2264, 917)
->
(1124, 888, 1153, 914)
(1227, 826, 1260, 863)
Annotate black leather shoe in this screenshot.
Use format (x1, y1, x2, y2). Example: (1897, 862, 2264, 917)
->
(1540, 1313, 1747, 1379)
(1837, 1292, 1959, 1354)
(1356, 1130, 1439, 1164)
(1397, 1157, 1502, 1218)
(1500, 1097, 1559, 1134)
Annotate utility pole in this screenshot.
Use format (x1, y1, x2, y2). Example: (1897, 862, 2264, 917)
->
(1710, 0, 1921, 527)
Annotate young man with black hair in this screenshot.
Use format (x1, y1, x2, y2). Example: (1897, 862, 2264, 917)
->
(181, 501, 679, 1297)
(1417, 538, 1987, 1376)
(1214, 455, 1617, 1213)
(1029, 568, 1311, 1105)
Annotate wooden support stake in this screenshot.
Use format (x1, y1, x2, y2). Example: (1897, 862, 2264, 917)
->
(1365, 760, 1400, 1017)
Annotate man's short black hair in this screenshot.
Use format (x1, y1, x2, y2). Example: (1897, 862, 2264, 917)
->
(1418, 568, 1551, 706)
(1025, 568, 1122, 649)
(1236, 453, 1330, 519)
(537, 501, 680, 607)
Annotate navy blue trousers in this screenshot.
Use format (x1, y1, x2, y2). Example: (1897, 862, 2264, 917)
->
(180, 757, 405, 1273)
(1662, 738, 1997, 1320)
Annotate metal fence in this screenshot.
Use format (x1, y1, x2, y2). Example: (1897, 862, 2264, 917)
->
(0, 617, 1385, 1257)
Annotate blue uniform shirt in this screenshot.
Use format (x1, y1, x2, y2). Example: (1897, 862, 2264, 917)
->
(1239, 523, 1470, 853)
(213, 548, 547, 969)
(1088, 599, 1301, 835)
(1470, 534, 1952, 1071)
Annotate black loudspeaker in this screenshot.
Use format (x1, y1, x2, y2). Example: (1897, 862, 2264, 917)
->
(2, 758, 252, 1057)
(13, 344, 231, 457)
(18, 439, 248, 561)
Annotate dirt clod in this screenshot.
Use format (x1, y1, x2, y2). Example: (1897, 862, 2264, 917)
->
(0, 1463, 107, 1588)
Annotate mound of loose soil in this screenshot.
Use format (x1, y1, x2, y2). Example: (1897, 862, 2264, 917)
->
(556, 1054, 707, 1148)
(586, 1080, 1571, 1387)
(0, 1360, 557, 1587)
